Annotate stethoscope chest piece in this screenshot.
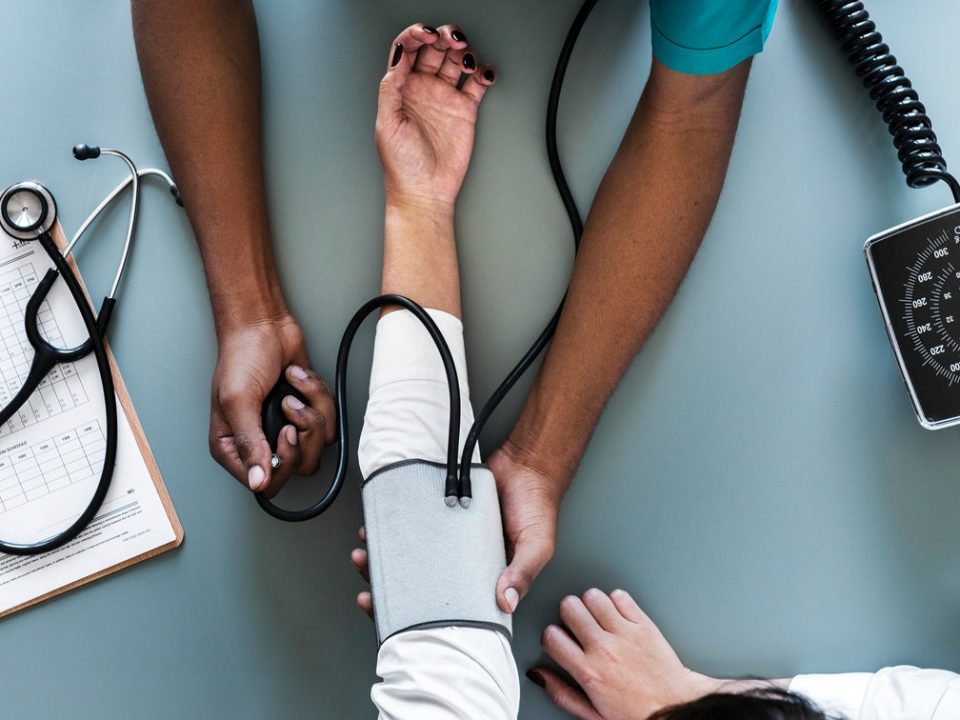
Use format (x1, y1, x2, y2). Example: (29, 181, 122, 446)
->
(0, 181, 57, 240)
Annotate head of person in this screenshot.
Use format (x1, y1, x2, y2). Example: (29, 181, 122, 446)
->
(649, 687, 837, 720)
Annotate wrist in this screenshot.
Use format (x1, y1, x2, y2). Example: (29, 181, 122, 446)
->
(506, 385, 589, 490)
(497, 437, 571, 506)
(385, 192, 455, 224)
(210, 282, 289, 340)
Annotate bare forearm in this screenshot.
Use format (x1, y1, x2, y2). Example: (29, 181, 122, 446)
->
(132, 0, 284, 339)
(507, 59, 751, 486)
(382, 200, 460, 318)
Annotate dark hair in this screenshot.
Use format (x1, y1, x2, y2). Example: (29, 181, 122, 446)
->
(647, 687, 840, 720)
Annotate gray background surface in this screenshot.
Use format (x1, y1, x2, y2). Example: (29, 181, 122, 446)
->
(3, 1, 960, 717)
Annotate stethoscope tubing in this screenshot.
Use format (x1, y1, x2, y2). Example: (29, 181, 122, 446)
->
(0, 231, 117, 555)
(255, 294, 463, 521)
(0, 153, 182, 554)
(259, 0, 598, 520)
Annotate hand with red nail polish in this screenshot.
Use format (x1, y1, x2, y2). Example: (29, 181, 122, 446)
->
(377, 22, 497, 217)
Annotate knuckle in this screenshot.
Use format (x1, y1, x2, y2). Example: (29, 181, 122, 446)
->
(233, 433, 258, 460)
(579, 667, 603, 692)
(218, 389, 248, 415)
(553, 689, 580, 714)
(540, 626, 554, 647)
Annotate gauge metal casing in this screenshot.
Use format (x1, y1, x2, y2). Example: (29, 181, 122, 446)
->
(866, 203, 960, 429)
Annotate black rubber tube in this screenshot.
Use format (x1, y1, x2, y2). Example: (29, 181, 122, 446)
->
(457, 0, 596, 500)
(0, 233, 117, 555)
(256, 295, 461, 521)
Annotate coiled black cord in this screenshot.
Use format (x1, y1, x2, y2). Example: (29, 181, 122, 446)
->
(813, 0, 960, 202)
(457, 0, 597, 500)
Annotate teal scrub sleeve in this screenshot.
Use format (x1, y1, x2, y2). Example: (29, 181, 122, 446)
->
(650, 0, 779, 75)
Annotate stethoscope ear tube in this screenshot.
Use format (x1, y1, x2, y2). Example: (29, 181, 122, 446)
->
(255, 294, 461, 521)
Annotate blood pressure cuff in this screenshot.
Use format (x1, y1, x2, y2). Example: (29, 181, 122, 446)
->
(361, 460, 512, 646)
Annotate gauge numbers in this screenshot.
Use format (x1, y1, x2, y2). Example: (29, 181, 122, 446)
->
(902, 228, 960, 384)
(866, 203, 960, 429)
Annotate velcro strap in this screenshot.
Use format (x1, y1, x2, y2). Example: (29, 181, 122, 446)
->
(361, 460, 512, 645)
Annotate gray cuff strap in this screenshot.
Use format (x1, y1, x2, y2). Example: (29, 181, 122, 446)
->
(361, 460, 512, 646)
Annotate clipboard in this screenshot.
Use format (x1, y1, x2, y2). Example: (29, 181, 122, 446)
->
(0, 221, 183, 617)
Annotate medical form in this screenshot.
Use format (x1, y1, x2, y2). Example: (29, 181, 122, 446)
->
(0, 224, 182, 617)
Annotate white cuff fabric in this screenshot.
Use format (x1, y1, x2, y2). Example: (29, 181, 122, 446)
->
(374, 628, 519, 720)
(789, 672, 872, 717)
(358, 309, 480, 478)
(790, 666, 960, 719)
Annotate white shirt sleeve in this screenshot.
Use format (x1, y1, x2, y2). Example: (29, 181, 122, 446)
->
(789, 666, 960, 719)
(358, 309, 519, 720)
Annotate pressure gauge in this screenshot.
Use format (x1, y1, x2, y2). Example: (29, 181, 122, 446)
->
(866, 203, 960, 428)
(0, 181, 56, 240)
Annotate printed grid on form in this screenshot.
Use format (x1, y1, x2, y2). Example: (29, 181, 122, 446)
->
(0, 253, 100, 512)
(0, 422, 106, 512)
(0, 258, 89, 437)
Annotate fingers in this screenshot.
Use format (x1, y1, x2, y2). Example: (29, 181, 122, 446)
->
(558, 595, 603, 648)
(413, 23, 460, 74)
(384, 23, 439, 73)
(281, 365, 335, 476)
(609, 588, 647, 624)
(353, 526, 373, 619)
(265, 424, 301, 498)
(582, 588, 625, 633)
(527, 668, 603, 720)
(351, 547, 369, 583)
(438, 44, 476, 87)
(357, 591, 373, 620)
(211, 390, 273, 493)
(496, 530, 555, 613)
(540, 624, 586, 679)
(462, 65, 496, 103)
(380, 23, 441, 120)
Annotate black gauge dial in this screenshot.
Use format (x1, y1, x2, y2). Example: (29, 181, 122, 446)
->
(866, 204, 960, 428)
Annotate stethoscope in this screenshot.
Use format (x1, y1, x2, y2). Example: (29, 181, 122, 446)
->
(0, 144, 182, 556)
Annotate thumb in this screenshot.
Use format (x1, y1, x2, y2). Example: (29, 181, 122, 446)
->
(496, 527, 555, 613)
(223, 396, 273, 493)
(528, 668, 603, 720)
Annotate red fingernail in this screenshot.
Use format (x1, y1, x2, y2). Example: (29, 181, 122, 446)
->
(451, 30, 466, 43)
(422, 25, 438, 35)
(391, 43, 403, 67)
(526, 670, 545, 688)
(483, 69, 496, 83)
(463, 53, 476, 71)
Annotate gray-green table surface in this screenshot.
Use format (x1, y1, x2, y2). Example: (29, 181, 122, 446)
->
(4, 1, 959, 717)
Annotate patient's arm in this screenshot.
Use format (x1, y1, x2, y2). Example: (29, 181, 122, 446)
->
(351, 23, 516, 720)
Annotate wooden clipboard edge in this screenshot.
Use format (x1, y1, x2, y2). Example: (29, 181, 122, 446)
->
(0, 221, 183, 619)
